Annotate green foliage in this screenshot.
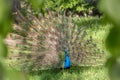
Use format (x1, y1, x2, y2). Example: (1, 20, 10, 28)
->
(59, 0, 84, 10)
(0, 0, 12, 38)
(0, 38, 8, 57)
(0, 0, 13, 79)
(29, 0, 46, 13)
(0, 0, 12, 79)
(0, 0, 12, 58)
(99, 0, 120, 80)
(99, 0, 120, 26)
(106, 27, 120, 57)
(21, 0, 96, 16)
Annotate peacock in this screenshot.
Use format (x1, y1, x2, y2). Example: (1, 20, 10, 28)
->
(6, 11, 104, 71)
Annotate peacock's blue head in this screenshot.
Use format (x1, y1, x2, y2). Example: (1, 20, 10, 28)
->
(64, 50, 68, 54)
(64, 50, 70, 55)
(62, 45, 70, 55)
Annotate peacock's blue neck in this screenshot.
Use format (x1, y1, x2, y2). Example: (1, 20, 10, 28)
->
(64, 50, 69, 56)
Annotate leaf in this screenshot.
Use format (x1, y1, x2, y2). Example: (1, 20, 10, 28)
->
(106, 56, 116, 69)
(106, 27, 120, 57)
(0, 62, 4, 80)
(98, 0, 120, 25)
(106, 57, 120, 80)
(0, 20, 12, 38)
(0, 0, 12, 38)
(0, 0, 6, 22)
(0, 36, 8, 58)
(29, 0, 46, 11)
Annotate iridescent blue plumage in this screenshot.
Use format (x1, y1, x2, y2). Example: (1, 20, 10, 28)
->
(64, 50, 71, 69)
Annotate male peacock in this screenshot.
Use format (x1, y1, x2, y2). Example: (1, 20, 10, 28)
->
(6, 12, 103, 71)
(6, 14, 90, 70)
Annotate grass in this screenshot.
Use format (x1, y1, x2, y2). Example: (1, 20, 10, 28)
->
(27, 66, 110, 80)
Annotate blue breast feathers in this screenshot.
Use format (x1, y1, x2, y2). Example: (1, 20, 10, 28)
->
(64, 51, 71, 69)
